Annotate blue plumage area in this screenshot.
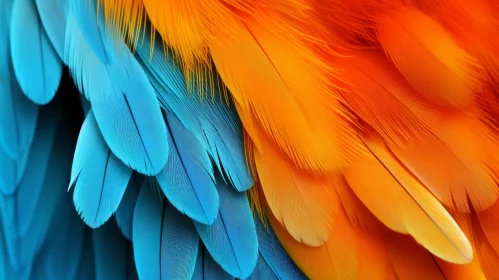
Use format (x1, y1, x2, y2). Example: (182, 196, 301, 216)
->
(0, 0, 305, 279)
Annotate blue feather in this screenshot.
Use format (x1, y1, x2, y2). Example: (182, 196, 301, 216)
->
(0, 101, 74, 270)
(136, 33, 253, 191)
(10, 0, 62, 104)
(0, 220, 32, 280)
(70, 110, 132, 228)
(37, 191, 86, 280)
(194, 176, 258, 279)
(0, 1, 39, 160)
(0, 145, 29, 195)
(68, 0, 114, 64)
(35, 0, 69, 60)
(156, 111, 219, 225)
(115, 172, 143, 241)
(133, 182, 199, 280)
(246, 254, 279, 280)
(255, 217, 307, 280)
(93, 219, 138, 280)
(73, 230, 96, 280)
(192, 245, 234, 280)
(65, 16, 169, 175)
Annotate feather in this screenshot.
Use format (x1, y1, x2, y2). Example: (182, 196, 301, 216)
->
(376, 6, 481, 108)
(93, 219, 138, 280)
(70, 110, 133, 228)
(0, 1, 38, 160)
(65, 16, 169, 175)
(69, 0, 114, 64)
(73, 231, 96, 280)
(192, 244, 234, 280)
(0, 221, 32, 280)
(0, 146, 29, 195)
(156, 111, 219, 225)
(344, 137, 472, 264)
(194, 176, 258, 279)
(254, 216, 306, 280)
(135, 32, 253, 191)
(246, 254, 279, 280)
(211, 17, 362, 172)
(38, 191, 86, 280)
(115, 172, 143, 241)
(133, 182, 199, 280)
(0, 101, 75, 270)
(254, 130, 341, 246)
(10, 0, 62, 105)
(35, 0, 69, 60)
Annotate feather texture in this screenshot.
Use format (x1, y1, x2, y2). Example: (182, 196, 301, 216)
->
(10, 0, 62, 105)
(35, 0, 69, 60)
(192, 244, 234, 280)
(133, 181, 199, 280)
(115, 172, 143, 241)
(194, 176, 258, 279)
(71, 110, 132, 228)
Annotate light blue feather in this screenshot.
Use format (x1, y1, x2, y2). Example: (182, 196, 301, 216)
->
(0, 219, 32, 280)
(133, 182, 199, 280)
(0, 0, 39, 161)
(65, 16, 169, 175)
(10, 0, 62, 104)
(35, 0, 69, 61)
(68, 0, 114, 64)
(246, 254, 279, 280)
(255, 217, 307, 280)
(37, 191, 86, 280)
(156, 111, 219, 225)
(136, 32, 253, 191)
(93, 219, 138, 280)
(115, 172, 143, 241)
(194, 176, 258, 279)
(192, 245, 234, 280)
(70, 111, 132, 228)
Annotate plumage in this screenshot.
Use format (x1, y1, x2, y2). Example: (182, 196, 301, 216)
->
(70, 110, 132, 228)
(133, 181, 199, 280)
(5, 0, 499, 279)
(194, 176, 258, 279)
(10, 0, 62, 105)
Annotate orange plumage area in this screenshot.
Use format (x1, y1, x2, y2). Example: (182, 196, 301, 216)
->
(101, 0, 499, 278)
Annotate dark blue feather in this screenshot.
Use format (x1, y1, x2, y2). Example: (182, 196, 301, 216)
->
(65, 16, 169, 175)
(93, 219, 138, 280)
(115, 172, 143, 241)
(194, 177, 258, 279)
(68, 0, 114, 64)
(255, 217, 307, 280)
(0, 145, 29, 195)
(0, 96, 76, 270)
(0, 0, 39, 161)
(136, 33, 253, 191)
(133, 182, 199, 280)
(37, 191, 86, 280)
(246, 254, 279, 280)
(73, 230, 96, 280)
(156, 111, 219, 225)
(35, 0, 69, 60)
(192, 244, 234, 280)
(70, 111, 132, 228)
(10, 0, 62, 104)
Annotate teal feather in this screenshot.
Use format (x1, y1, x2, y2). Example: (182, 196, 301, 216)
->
(10, 0, 62, 104)
(115, 173, 143, 241)
(156, 111, 219, 225)
(70, 110, 132, 228)
(93, 219, 138, 280)
(73, 231, 96, 280)
(194, 176, 258, 279)
(246, 254, 279, 280)
(192, 245, 234, 280)
(133, 181, 199, 280)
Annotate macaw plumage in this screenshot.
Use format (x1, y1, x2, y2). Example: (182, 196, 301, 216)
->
(1, 0, 499, 279)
